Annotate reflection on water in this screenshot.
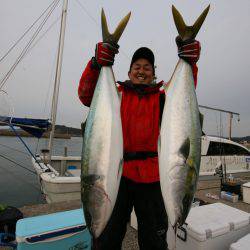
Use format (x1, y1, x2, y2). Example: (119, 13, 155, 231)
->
(0, 136, 82, 207)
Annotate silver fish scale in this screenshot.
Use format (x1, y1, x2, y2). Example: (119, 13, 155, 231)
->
(82, 67, 123, 238)
(159, 59, 201, 227)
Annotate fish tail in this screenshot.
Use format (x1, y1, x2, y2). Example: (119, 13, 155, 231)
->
(199, 111, 204, 129)
(101, 9, 131, 45)
(172, 5, 210, 41)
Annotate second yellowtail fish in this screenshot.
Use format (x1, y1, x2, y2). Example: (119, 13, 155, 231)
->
(159, 5, 209, 229)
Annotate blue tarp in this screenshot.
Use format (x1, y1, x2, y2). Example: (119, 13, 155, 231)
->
(0, 115, 50, 138)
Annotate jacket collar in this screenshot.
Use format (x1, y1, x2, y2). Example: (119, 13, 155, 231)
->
(117, 80, 163, 96)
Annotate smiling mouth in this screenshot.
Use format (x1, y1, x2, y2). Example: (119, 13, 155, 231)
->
(137, 75, 145, 81)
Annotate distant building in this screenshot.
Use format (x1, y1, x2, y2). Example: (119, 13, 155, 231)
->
(239, 141, 250, 149)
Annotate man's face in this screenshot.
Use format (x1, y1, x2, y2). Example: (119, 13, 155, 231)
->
(128, 58, 154, 84)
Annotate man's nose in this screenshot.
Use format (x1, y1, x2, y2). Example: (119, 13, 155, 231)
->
(138, 68, 144, 74)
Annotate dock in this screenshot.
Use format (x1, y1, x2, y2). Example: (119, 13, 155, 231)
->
(16, 174, 249, 250)
(1, 175, 249, 250)
(18, 200, 140, 250)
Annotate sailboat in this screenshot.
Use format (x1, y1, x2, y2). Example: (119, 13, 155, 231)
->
(28, 0, 82, 203)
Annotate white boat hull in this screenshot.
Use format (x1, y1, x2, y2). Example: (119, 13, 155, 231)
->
(40, 174, 81, 203)
(32, 156, 82, 203)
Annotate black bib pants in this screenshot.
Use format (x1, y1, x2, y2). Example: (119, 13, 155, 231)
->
(94, 176, 168, 250)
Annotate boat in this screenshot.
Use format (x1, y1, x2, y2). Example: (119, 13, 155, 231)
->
(200, 135, 250, 175)
(32, 134, 250, 203)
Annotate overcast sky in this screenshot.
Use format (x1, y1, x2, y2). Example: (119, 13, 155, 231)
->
(0, 0, 249, 137)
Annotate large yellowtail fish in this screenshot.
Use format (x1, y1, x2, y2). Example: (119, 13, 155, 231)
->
(81, 9, 131, 238)
(159, 5, 209, 229)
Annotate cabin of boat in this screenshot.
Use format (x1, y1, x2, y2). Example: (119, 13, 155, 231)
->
(200, 136, 250, 175)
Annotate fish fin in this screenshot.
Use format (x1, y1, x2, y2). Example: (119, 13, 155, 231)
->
(158, 136, 161, 153)
(181, 166, 198, 225)
(180, 138, 190, 160)
(199, 111, 204, 129)
(117, 158, 123, 180)
(82, 174, 101, 185)
(172, 5, 210, 41)
(181, 189, 195, 225)
(81, 122, 85, 137)
(101, 8, 131, 45)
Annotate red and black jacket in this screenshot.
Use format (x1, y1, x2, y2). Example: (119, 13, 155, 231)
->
(78, 59, 198, 183)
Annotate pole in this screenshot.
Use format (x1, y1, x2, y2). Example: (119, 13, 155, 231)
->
(228, 113, 233, 140)
(48, 0, 68, 161)
(199, 105, 240, 116)
(199, 105, 240, 140)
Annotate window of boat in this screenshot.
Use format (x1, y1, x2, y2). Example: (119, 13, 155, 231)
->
(207, 141, 250, 156)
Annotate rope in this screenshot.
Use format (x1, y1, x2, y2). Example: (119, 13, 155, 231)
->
(0, 0, 60, 90)
(0, 154, 36, 175)
(9, 125, 46, 170)
(75, 0, 98, 26)
(0, 142, 29, 156)
(0, 0, 59, 64)
(0, 160, 41, 192)
(74, 0, 130, 61)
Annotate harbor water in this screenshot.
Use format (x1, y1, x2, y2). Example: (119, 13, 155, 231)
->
(0, 136, 82, 207)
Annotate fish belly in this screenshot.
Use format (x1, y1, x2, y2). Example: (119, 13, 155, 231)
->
(81, 67, 123, 237)
(159, 60, 201, 227)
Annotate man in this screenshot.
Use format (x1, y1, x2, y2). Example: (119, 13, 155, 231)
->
(78, 38, 200, 250)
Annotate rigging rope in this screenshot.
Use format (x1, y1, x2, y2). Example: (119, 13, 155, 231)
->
(0, 154, 36, 175)
(0, 142, 29, 156)
(0, 0, 59, 64)
(8, 124, 46, 170)
(75, 0, 99, 26)
(0, 160, 41, 193)
(26, 17, 61, 62)
(0, 0, 60, 90)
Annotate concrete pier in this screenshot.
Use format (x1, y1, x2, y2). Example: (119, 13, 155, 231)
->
(1, 175, 249, 250)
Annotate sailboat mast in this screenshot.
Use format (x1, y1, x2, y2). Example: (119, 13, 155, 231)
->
(48, 0, 68, 160)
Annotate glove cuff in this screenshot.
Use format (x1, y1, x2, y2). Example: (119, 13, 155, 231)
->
(91, 57, 101, 70)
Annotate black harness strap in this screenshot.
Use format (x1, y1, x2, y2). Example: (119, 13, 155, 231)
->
(124, 151, 158, 161)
